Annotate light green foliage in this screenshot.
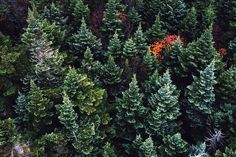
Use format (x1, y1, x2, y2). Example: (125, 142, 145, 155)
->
(146, 71, 180, 136)
(201, 6, 216, 30)
(161, 133, 188, 156)
(0, 118, 16, 147)
(103, 142, 117, 157)
(145, 15, 166, 43)
(123, 38, 138, 58)
(186, 62, 217, 127)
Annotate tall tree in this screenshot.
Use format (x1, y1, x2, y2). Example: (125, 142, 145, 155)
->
(123, 38, 138, 58)
(106, 31, 122, 58)
(133, 23, 148, 56)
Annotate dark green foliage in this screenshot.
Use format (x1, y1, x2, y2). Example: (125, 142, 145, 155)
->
(133, 24, 148, 56)
(186, 62, 217, 127)
(146, 71, 180, 136)
(81, 47, 95, 74)
(201, 6, 216, 30)
(14, 93, 29, 126)
(215, 67, 236, 104)
(227, 37, 236, 66)
(145, 15, 166, 43)
(103, 142, 117, 157)
(142, 50, 159, 75)
(215, 147, 236, 157)
(106, 31, 122, 58)
(123, 38, 138, 58)
(188, 143, 208, 157)
(72, 0, 90, 25)
(160, 133, 188, 156)
(0, 118, 16, 147)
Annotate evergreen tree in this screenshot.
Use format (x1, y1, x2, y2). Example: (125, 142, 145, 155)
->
(14, 93, 29, 126)
(180, 28, 222, 75)
(133, 135, 157, 157)
(81, 47, 95, 74)
(72, 0, 90, 26)
(106, 31, 122, 58)
(0, 118, 16, 147)
(146, 71, 180, 136)
(201, 6, 216, 30)
(27, 80, 53, 132)
(70, 18, 102, 58)
(186, 61, 217, 127)
(142, 50, 159, 76)
(215, 67, 236, 104)
(103, 142, 117, 157)
(145, 15, 166, 43)
(160, 133, 188, 156)
(160, 0, 187, 33)
(102, 0, 124, 40)
(133, 23, 148, 56)
(215, 147, 236, 157)
(123, 38, 138, 58)
(116, 75, 146, 139)
(227, 37, 236, 66)
(180, 7, 198, 41)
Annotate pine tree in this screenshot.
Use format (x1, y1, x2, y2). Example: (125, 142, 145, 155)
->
(180, 7, 198, 41)
(27, 80, 53, 132)
(72, 0, 90, 26)
(160, 0, 187, 33)
(0, 118, 16, 147)
(215, 67, 236, 104)
(227, 37, 236, 66)
(103, 142, 117, 157)
(180, 28, 222, 75)
(102, 0, 124, 40)
(116, 75, 146, 139)
(186, 61, 217, 127)
(145, 15, 166, 43)
(133, 135, 157, 157)
(133, 23, 148, 56)
(142, 0, 162, 24)
(142, 50, 159, 76)
(123, 38, 138, 58)
(201, 6, 216, 30)
(81, 47, 95, 74)
(14, 93, 29, 126)
(146, 71, 180, 136)
(70, 18, 102, 58)
(160, 133, 188, 156)
(106, 31, 122, 58)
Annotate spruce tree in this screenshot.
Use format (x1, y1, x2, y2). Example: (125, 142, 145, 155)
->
(27, 80, 53, 132)
(180, 7, 198, 41)
(72, 0, 90, 26)
(146, 71, 180, 136)
(106, 31, 122, 58)
(102, 0, 124, 40)
(0, 118, 16, 147)
(201, 6, 216, 30)
(81, 47, 95, 74)
(70, 18, 102, 58)
(180, 28, 222, 75)
(133, 23, 148, 56)
(116, 75, 146, 139)
(215, 67, 236, 104)
(123, 38, 138, 58)
(145, 15, 166, 43)
(142, 50, 159, 76)
(160, 133, 188, 156)
(186, 61, 217, 127)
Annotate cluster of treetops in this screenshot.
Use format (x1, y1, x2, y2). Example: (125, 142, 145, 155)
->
(0, 0, 236, 156)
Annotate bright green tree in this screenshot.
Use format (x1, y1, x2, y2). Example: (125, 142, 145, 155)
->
(123, 38, 138, 58)
(186, 61, 217, 127)
(133, 23, 148, 56)
(146, 71, 180, 136)
(145, 15, 166, 43)
(106, 31, 122, 58)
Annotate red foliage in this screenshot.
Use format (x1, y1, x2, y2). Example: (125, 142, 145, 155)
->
(150, 35, 183, 59)
(218, 48, 227, 56)
(117, 12, 127, 22)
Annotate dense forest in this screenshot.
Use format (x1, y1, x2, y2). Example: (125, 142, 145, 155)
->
(0, 0, 236, 156)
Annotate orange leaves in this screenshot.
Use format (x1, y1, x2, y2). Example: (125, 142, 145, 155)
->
(150, 35, 182, 59)
(218, 48, 227, 56)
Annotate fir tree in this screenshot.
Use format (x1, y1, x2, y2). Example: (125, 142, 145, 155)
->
(27, 80, 53, 132)
(106, 31, 122, 58)
(186, 61, 217, 127)
(0, 118, 16, 147)
(215, 66, 236, 104)
(201, 6, 216, 30)
(180, 28, 222, 75)
(146, 71, 180, 136)
(160, 133, 188, 156)
(103, 142, 117, 157)
(72, 0, 90, 26)
(14, 93, 29, 126)
(116, 75, 146, 139)
(81, 47, 95, 74)
(102, 0, 124, 40)
(142, 50, 159, 76)
(123, 38, 138, 58)
(145, 15, 166, 43)
(180, 7, 198, 41)
(133, 23, 148, 56)
(70, 18, 102, 58)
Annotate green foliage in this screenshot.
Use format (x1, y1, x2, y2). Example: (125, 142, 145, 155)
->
(142, 50, 159, 75)
(146, 71, 180, 136)
(145, 15, 166, 43)
(215, 147, 236, 157)
(201, 6, 216, 30)
(188, 143, 208, 157)
(103, 142, 117, 157)
(106, 31, 122, 58)
(123, 38, 138, 58)
(14, 93, 29, 126)
(133, 23, 148, 56)
(81, 47, 95, 74)
(186, 61, 217, 127)
(0, 118, 16, 147)
(215, 67, 236, 104)
(227, 37, 236, 66)
(160, 133, 188, 156)
(72, 0, 90, 26)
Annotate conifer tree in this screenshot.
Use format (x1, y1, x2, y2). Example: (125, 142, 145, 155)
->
(14, 93, 29, 126)
(81, 47, 95, 74)
(142, 0, 162, 24)
(215, 67, 236, 104)
(72, 0, 90, 26)
(102, 0, 124, 40)
(145, 15, 166, 43)
(103, 142, 117, 157)
(201, 6, 216, 30)
(70, 18, 102, 58)
(160, 133, 188, 156)
(227, 37, 236, 66)
(142, 70, 160, 97)
(133, 135, 157, 157)
(186, 61, 217, 127)
(215, 147, 236, 157)
(142, 50, 159, 75)
(133, 23, 148, 56)
(27, 80, 53, 132)
(123, 38, 138, 58)
(0, 118, 16, 147)
(180, 7, 198, 41)
(106, 31, 122, 58)
(180, 28, 222, 75)
(146, 71, 180, 136)
(116, 75, 146, 139)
